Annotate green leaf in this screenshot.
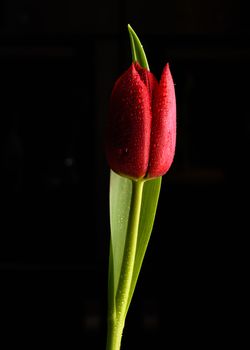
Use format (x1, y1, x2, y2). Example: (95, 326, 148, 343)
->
(108, 171, 162, 310)
(108, 170, 132, 316)
(108, 172, 162, 318)
(128, 24, 149, 70)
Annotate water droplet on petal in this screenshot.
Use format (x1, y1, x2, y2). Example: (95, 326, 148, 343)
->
(117, 147, 129, 157)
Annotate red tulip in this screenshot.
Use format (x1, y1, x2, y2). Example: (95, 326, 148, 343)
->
(106, 62, 176, 179)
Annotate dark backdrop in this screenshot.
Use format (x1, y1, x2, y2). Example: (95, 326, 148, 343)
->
(0, 1, 248, 349)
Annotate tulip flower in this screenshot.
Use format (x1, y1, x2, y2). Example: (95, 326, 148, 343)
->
(106, 25, 176, 350)
(106, 61, 176, 179)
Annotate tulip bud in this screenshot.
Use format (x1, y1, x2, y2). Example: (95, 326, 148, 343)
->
(106, 62, 176, 179)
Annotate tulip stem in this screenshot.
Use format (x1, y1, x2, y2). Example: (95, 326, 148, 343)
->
(106, 179, 144, 350)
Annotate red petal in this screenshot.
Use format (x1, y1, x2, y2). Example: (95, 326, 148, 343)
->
(106, 63, 152, 178)
(133, 62, 158, 99)
(147, 64, 176, 178)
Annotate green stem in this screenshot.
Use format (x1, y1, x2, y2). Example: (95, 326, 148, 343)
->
(106, 179, 144, 350)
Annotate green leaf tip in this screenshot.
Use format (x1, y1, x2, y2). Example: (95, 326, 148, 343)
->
(127, 24, 149, 71)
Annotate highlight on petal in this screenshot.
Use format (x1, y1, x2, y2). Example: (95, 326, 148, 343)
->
(147, 64, 176, 178)
(106, 64, 152, 179)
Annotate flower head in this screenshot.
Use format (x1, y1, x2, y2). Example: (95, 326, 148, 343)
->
(106, 62, 176, 179)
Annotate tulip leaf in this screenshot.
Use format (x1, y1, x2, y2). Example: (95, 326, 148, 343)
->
(128, 24, 149, 70)
(108, 170, 132, 313)
(108, 172, 161, 317)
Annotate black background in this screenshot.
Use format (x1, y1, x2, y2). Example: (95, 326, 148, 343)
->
(0, 1, 248, 349)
